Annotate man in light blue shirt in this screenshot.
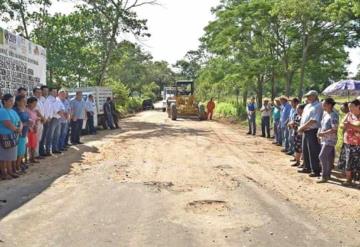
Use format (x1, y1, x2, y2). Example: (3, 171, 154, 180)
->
(298, 90, 323, 177)
(279, 96, 292, 152)
(247, 97, 257, 135)
(70, 91, 86, 145)
(58, 90, 70, 151)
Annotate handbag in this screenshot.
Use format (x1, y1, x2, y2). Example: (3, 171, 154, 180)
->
(0, 133, 19, 149)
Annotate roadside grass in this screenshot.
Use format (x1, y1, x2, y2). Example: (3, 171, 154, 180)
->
(213, 95, 357, 153)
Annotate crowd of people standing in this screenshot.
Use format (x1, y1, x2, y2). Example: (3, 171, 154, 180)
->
(247, 90, 360, 185)
(0, 86, 119, 180)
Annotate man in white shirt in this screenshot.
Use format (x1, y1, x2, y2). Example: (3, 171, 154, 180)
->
(33, 87, 45, 157)
(44, 88, 64, 155)
(85, 94, 96, 134)
(40, 85, 48, 103)
(298, 90, 323, 177)
(52, 94, 65, 153)
(38, 85, 49, 156)
(260, 98, 271, 138)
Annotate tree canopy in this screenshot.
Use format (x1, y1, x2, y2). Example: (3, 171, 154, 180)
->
(174, 0, 360, 106)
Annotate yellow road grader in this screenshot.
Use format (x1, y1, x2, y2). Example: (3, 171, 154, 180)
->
(166, 80, 207, 121)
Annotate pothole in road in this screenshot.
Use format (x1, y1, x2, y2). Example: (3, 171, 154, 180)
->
(143, 181, 174, 192)
(214, 164, 233, 170)
(186, 200, 230, 214)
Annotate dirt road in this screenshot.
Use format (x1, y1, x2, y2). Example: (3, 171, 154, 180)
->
(0, 111, 359, 247)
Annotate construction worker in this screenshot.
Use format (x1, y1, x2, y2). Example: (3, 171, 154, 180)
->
(207, 98, 215, 120)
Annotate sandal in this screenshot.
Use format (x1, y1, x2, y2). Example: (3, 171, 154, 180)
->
(342, 181, 353, 187)
(1, 175, 12, 180)
(9, 173, 19, 178)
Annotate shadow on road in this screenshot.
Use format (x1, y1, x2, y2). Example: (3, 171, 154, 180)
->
(0, 118, 210, 220)
(0, 130, 121, 220)
(109, 120, 212, 141)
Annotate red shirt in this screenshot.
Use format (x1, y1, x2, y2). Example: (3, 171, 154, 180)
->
(344, 113, 360, 145)
(207, 101, 215, 111)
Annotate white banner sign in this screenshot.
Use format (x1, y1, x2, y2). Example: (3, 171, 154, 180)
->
(0, 27, 46, 94)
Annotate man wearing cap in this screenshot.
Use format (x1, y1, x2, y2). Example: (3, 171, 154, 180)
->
(260, 98, 271, 138)
(298, 90, 323, 177)
(247, 97, 257, 135)
(279, 96, 292, 152)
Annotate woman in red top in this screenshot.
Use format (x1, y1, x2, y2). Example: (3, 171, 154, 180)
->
(26, 97, 39, 164)
(207, 98, 216, 120)
(343, 99, 360, 186)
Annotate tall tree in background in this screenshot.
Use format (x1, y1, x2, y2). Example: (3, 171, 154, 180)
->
(83, 0, 156, 86)
(196, 0, 359, 103)
(0, 0, 51, 39)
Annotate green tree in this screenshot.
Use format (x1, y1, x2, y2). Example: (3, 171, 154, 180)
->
(82, 0, 156, 86)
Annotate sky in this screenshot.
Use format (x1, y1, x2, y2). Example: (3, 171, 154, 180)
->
(43, 0, 360, 77)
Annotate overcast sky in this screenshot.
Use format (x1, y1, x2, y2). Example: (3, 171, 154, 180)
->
(49, 0, 359, 76)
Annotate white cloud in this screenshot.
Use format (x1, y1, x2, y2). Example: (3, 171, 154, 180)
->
(134, 0, 219, 65)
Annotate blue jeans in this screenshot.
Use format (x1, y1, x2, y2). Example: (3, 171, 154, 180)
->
(45, 118, 59, 153)
(39, 122, 48, 155)
(281, 127, 289, 151)
(58, 122, 69, 150)
(247, 113, 256, 134)
(274, 120, 281, 144)
(106, 114, 115, 129)
(71, 119, 83, 144)
(52, 118, 61, 152)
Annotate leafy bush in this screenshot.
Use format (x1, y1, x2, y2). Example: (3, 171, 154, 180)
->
(125, 97, 143, 113)
(105, 79, 130, 107)
(141, 81, 160, 101)
(215, 102, 247, 120)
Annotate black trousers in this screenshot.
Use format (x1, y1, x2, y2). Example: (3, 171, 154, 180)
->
(261, 116, 270, 137)
(86, 112, 96, 134)
(302, 129, 321, 174)
(112, 113, 119, 128)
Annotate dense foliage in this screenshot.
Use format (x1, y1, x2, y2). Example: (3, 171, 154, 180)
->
(0, 0, 175, 111)
(176, 0, 360, 108)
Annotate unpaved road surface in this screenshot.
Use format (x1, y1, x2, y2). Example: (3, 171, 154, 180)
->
(0, 111, 359, 247)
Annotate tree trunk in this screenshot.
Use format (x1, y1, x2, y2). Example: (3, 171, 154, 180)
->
(271, 68, 276, 100)
(19, 0, 29, 39)
(235, 87, 240, 106)
(256, 75, 264, 108)
(298, 41, 309, 99)
(48, 67, 53, 86)
(96, 17, 120, 86)
(242, 87, 248, 107)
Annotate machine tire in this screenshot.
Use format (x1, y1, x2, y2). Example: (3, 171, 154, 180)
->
(171, 103, 177, 120)
(100, 115, 108, 129)
(162, 108, 166, 112)
(198, 104, 207, 121)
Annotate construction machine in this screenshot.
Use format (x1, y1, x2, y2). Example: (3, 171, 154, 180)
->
(166, 80, 207, 121)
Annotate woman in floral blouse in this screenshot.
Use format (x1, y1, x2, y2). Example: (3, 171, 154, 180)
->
(343, 99, 360, 186)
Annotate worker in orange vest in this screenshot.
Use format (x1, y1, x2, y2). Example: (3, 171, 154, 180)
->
(207, 98, 215, 120)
